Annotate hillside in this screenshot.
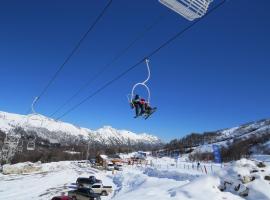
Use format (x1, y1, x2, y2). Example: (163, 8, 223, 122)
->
(0, 111, 160, 145)
(0, 111, 162, 163)
(166, 119, 270, 160)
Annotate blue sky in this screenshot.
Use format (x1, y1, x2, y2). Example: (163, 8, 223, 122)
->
(0, 0, 270, 141)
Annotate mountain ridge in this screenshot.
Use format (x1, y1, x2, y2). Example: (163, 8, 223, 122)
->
(0, 111, 161, 146)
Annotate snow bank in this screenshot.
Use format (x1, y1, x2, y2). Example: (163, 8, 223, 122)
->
(143, 167, 199, 181)
(3, 162, 42, 174)
(112, 166, 243, 200)
(2, 161, 73, 175)
(169, 176, 243, 200)
(113, 172, 147, 194)
(216, 159, 270, 199)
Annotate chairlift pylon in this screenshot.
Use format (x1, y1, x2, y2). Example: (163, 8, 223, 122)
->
(159, 0, 213, 21)
(0, 130, 21, 163)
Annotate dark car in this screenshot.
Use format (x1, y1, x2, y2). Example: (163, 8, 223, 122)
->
(68, 188, 101, 200)
(76, 176, 102, 188)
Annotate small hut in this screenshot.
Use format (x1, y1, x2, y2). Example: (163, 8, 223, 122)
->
(96, 154, 109, 167)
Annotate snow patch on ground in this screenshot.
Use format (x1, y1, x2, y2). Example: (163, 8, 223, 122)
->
(143, 167, 199, 181)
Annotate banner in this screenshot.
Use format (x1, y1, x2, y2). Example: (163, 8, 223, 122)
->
(212, 145, 222, 163)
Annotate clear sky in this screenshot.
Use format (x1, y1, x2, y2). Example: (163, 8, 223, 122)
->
(0, 0, 270, 141)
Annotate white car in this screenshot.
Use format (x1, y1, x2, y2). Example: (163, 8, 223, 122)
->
(106, 163, 114, 171)
(114, 164, 123, 171)
(91, 183, 113, 196)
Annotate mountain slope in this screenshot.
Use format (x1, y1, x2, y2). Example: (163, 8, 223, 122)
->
(0, 111, 161, 146)
(191, 119, 270, 157)
(165, 119, 270, 160)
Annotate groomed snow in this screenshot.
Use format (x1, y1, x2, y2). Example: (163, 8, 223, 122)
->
(0, 157, 270, 200)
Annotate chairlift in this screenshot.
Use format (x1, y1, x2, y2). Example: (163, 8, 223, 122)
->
(2, 143, 9, 152)
(159, 0, 213, 21)
(27, 135, 36, 151)
(27, 141, 35, 151)
(128, 59, 157, 119)
(17, 140, 24, 153)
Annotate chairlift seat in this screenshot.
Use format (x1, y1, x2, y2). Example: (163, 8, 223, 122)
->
(27, 142, 35, 151)
(2, 145, 9, 152)
(159, 0, 212, 21)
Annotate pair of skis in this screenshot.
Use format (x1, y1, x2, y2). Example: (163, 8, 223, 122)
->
(134, 107, 157, 120)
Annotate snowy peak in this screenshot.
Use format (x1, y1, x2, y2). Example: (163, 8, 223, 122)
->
(216, 119, 270, 141)
(0, 111, 161, 145)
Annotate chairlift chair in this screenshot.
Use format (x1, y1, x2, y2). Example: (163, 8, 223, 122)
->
(128, 59, 157, 119)
(2, 143, 9, 152)
(27, 141, 35, 151)
(27, 135, 36, 151)
(17, 140, 24, 153)
(159, 0, 213, 21)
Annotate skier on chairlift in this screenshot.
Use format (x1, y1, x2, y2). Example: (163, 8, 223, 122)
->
(131, 94, 156, 118)
(129, 59, 156, 119)
(131, 94, 145, 117)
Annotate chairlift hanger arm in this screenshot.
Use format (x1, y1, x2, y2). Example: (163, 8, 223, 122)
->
(130, 59, 151, 104)
(31, 97, 39, 114)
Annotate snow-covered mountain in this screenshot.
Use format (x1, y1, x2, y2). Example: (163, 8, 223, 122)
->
(0, 111, 161, 146)
(191, 119, 270, 154)
(215, 119, 270, 142)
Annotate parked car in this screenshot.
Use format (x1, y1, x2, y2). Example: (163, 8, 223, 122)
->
(90, 183, 113, 196)
(114, 164, 123, 171)
(68, 188, 101, 200)
(51, 196, 72, 200)
(106, 163, 114, 171)
(76, 176, 102, 188)
(90, 159, 96, 165)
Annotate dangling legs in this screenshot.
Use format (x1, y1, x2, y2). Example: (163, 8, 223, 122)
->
(145, 104, 151, 114)
(140, 103, 145, 115)
(135, 103, 141, 117)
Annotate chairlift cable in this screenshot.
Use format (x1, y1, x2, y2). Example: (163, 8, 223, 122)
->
(33, 0, 113, 107)
(50, 13, 165, 117)
(56, 0, 226, 120)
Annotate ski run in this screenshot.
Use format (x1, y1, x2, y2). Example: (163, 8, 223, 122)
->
(1, 154, 270, 200)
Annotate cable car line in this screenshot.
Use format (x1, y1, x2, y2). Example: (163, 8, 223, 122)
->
(55, 0, 226, 120)
(49, 14, 165, 117)
(33, 0, 113, 109)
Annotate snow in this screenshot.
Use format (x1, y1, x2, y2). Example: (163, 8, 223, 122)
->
(112, 165, 243, 200)
(189, 119, 270, 155)
(2, 162, 42, 175)
(100, 155, 108, 160)
(168, 176, 243, 200)
(63, 151, 81, 155)
(1, 157, 270, 200)
(216, 159, 270, 199)
(251, 154, 270, 162)
(0, 111, 161, 145)
(0, 161, 114, 200)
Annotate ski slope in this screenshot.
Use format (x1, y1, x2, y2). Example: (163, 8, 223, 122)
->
(0, 156, 270, 200)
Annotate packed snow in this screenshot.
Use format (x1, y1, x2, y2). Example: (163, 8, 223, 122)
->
(1, 155, 270, 200)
